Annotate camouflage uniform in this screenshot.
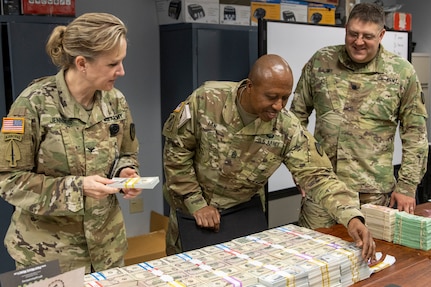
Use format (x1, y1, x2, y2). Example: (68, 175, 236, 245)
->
(0, 70, 139, 273)
(290, 45, 428, 228)
(162, 80, 364, 254)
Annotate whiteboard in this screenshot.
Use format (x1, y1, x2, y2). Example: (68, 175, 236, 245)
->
(264, 20, 411, 192)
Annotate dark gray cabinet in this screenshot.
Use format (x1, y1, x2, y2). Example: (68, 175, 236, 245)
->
(159, 23, 258, 124)
(0, 15, 73, 274)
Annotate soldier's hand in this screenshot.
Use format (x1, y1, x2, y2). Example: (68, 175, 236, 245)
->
(390, 192, 416, 214)
(83, 175, 121, 199)
(193, 206, 221, 232)
(347, 217, 376, 263)
(118, 167, 143, 199)
(293, 178, 306, 197)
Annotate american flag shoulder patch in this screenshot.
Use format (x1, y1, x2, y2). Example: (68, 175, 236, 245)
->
(1, 117, 25, 134)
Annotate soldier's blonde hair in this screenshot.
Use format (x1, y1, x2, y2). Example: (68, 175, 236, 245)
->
(46, 12, 127, 70)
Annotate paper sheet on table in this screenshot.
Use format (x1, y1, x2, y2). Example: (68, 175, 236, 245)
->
(369, 252, 396, 273)
(27, 267, 85, 287)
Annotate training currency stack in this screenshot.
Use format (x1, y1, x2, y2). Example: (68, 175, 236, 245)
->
(393, 212, 431, 251)
(84, 224, 372, 287)
(361, 203, 398, 242)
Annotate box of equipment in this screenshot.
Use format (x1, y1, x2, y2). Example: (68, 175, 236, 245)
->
(335, 0, 354, 26)
(219, 0, 251, 26)
(21, 0, 75, 16)
(280, 0, 308, 23)
(156, 0, 220, 25)
(303, 0, 338, 5)
(250, 0, 281, 26)
(124, 211, 169, 265)
(1, 0, 20, 15)
(307, 3, 336, 25)
(386, 12, 412, 31)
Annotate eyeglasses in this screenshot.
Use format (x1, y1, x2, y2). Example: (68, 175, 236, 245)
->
(346, 29, 383, 41)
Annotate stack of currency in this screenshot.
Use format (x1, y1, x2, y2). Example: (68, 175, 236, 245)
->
(393, 212, 431, 251)
(361, 203, 398, 242)
(84, 224, 375, 287)
(330, 240, 373, 286)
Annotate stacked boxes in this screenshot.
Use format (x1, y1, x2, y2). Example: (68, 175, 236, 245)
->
(154, 0, 340, 26)
(156, 0, 220, 25)
(155, 0, 413, 29)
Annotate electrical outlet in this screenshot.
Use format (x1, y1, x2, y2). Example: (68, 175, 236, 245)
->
(129, 197, 144, 214)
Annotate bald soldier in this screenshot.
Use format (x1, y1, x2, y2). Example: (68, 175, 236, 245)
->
(162, 54, 376, 262)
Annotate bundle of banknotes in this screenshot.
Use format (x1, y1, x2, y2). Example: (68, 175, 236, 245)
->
(393, 212, 431, 251)
(84, 224, 373, 287)
(361, 203, 398, 242)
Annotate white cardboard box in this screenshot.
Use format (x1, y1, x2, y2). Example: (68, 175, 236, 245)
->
(219, 0, 251, 26)
(156, 0, 219, 25)
(280, 0, 308, 23)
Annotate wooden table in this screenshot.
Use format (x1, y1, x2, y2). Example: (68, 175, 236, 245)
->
(317, 202, 431, 287)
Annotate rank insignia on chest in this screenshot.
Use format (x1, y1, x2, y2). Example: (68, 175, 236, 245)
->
(1, 117, 25, 134)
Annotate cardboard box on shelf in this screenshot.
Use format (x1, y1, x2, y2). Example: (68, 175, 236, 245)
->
(335, 0, 354, 26)
(303, 0, 338, 5)
(386, 12, 412, 31)
(219, 0, 251, 26)
(124, 211, 169, 266)
(156, 0, 219, 25)
(21, 0, 75, 16)
(307, 3, 336, 25)
(250, 0, 281, 26)
(1, 0, 21, 15)
(280, 0, 308, 23)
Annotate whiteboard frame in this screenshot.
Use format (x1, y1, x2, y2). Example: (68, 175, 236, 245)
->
(259, 20, 412, 192)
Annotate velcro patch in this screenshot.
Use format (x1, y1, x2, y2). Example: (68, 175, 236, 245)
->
(1, 117, 25, 134)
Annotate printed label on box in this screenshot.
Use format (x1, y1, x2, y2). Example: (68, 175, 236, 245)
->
(251, 1, 281, 26)
(386, 12, 412, 31)
(307, 3, 336, 25)
(185, 2, 219, 23)
(280, 0, 308, 23)
(21, 0, 75, 16)
(2, 0, 21, 15)
(219, 4, 250, 26)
